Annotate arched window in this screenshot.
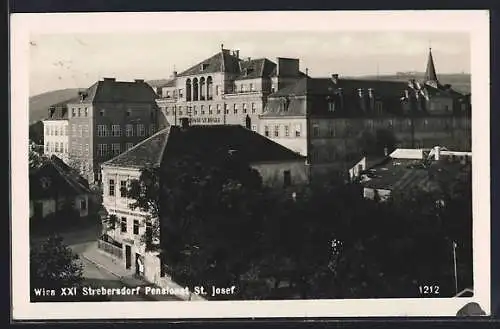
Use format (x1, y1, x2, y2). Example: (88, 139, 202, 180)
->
(193, 78, 199, 101)
(185, 79, 192, 102)
(207, 76, 213, 100)
(200, 77, 206, 100)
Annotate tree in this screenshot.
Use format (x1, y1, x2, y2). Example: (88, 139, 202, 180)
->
(29, 141, 47, 170)
(30, 235, 83, 301)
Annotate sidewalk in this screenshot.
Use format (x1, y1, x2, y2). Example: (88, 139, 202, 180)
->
(80, 242, 195, 301)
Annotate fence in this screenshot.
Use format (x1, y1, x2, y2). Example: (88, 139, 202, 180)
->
(97, 239, 123, 259)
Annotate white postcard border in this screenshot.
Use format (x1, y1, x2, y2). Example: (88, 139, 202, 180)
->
(10, 10, 491, 319)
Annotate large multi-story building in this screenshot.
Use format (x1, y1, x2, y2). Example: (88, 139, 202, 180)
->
(99, 120, 307, 294)
(155, 45, 307, 132)
(43, 78, 163, 183)
(43, 101, 70, 162)
(259, 48, 471, 178)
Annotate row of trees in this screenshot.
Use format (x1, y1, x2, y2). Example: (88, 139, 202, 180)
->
(120, 147, 472, 300)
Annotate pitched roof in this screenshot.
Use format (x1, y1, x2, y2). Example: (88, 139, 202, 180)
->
(103, 124, 305, 169)
(30, 157, 91, 200)
(103, 128, 170, 168)
(236, 58, 277, 80)
(67, 79, 159, 104)
(177, 50, 241, 77)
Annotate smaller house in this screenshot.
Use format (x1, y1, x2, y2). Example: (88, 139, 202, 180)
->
(30, 155, 92, 220)
(360, 146, 471, 201)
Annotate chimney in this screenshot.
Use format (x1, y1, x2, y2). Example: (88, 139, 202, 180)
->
(331, 74, 339, 84)
(235, 50, 240, 59)
(433, 146, 441, 161)
(368, 88, 374, 98)
(103, 77, 116, 82)
(357, 88, 364, 98)
(384, 146, 388, 156)
(180, 117, 190, 130)
(134, 79, 144, 83)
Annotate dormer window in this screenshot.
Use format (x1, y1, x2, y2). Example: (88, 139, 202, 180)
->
(328, 101, 335, 112)
(245, 68, 253, 76)
(201, 63, 209, 71)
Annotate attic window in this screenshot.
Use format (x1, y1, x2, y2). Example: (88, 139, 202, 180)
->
(100, 109, 105, 117)
(201, 63, 209, 71)
(40, 177, 51, 189)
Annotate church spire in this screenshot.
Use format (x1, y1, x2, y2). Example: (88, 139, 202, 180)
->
(424, 47, 438, 84)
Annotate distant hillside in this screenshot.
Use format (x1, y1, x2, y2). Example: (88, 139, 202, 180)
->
(355, 73, 471, 94)
(29, 88, 84, 124)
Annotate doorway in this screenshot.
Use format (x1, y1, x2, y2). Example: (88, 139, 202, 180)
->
(125, 245, 131, 269)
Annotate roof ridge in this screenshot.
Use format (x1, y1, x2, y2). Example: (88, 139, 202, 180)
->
(155, 126, 172, 166)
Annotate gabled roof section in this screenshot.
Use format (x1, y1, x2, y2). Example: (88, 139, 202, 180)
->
(30, 157, 91, 200)
(67, 79, 159, 104)
(103, 128, 171, 168)
(236, 58, 277, 80)
(177, 50, 241, 77)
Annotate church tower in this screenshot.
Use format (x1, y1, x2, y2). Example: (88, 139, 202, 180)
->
(424, 47, 439, 88)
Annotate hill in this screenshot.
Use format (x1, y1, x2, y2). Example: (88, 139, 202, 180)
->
(29, 88, 85, 124)
(354, 73, 471, 95)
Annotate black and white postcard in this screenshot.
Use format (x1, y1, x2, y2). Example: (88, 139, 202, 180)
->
(10, 10, 491, 320)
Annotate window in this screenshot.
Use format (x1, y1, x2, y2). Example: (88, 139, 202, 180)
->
(120, 180, 127, 197)
(328, 124, 335, 137)
(375, 101, 383, 114)
(216, 85, 219, 96)
(98, 144, 107, 156)
(78, 108, 81, 117)
(284, 125, 290, 137)
(243, 103, 247, 114)
(125, 142, 134, 151)
(283, 170, 292, 187)
(80, 199, 87, 210)
(55, 142, 59, 152)
(126, 109, 132, 117)
(251, 124, 257, 132)
(111, 125, 121, 137)
(84, 107, 88, 117)
(251, 103, 256, 114)
(111, 143, 121, 155)
(84, 144, 89, 154)
(137, 124, 145, 137)
(97, 125, 106, 137)
(217, 104, 221, 114)
(208, 105, 213, 115)
(55, 127, 59, 136)
(240, 84, 244, 92)
(201, 105, 205, 115)
(109, 179, 115, 196)
(313, 125, 320, 137)
(100, 109, 105, 117)
(274, 125, 280, 137)
(126, 124, 134, 137)
(133, 220, 139, 235)
(328, 102, 335, 112)
(121, 217, 127, 233)
(233, 104, 238, 114)
(45, 142, 49, 152)
(264, 125, 270, 137)
(250, 83, 254, 91)
(149, 124, 155, 136)
(65, 143, 68, 153)
(50, 142, 55, 152)
(295, 124, 301, 137)
(224, 104, 229, 115)
(179, 89, 183, 98)
(72, 108, 76, 117)
(45, 126, 49, 136)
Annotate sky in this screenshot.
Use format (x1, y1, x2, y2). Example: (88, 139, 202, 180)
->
(29, 31, 470, 96)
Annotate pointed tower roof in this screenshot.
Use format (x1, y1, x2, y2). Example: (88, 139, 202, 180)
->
(424, 48, 439, 83)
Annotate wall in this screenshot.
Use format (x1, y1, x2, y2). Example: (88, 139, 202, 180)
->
(251, 160, 308, 188)
(43, 120, 69, 163)
(259, 117, 308, 155)
(363, 187, 391, 201)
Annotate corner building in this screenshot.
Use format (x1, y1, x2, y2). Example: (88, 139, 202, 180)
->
(64, 78, 163, 183)
(156, 45, 307, 132)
